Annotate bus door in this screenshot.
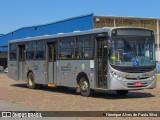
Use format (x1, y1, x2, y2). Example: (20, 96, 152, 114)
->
(96, 38, 108, 88)
(18, 45, 25, 80)
(47, 42, 57, 84)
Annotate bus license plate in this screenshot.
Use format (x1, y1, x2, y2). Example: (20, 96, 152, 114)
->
(134, 82, 142, 86)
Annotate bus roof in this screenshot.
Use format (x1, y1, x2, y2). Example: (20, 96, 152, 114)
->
(9, 26, 152, 44)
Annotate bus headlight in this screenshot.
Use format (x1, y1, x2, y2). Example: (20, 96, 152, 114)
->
(152, 74, 156, 79)
(113, 74, 118, 78)
(149, 74, 156, 81)
(118, 76, 123, 81)
(149, 77, 152, 80)
(111, 71, 124, 81)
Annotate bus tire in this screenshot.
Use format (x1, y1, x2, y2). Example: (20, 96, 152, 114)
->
(27, 72, 38, 89)
(116, 90, 128, 95)
(80, 76, 93, 97)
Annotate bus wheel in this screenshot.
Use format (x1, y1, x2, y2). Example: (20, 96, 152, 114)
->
(80, 76, 93, 97)
(116, 90, 128, 95)
(27, 72, 38, 89)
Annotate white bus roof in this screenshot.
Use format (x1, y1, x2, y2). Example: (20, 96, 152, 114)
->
(9, 27, 152, 44)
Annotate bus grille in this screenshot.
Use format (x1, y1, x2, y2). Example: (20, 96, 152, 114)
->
(111, 65, 155, 73)
(126, 77, 149, 80)
(127, 82, 148, 88)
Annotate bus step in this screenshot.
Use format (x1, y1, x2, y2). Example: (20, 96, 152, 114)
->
(48, 84, 57, 87)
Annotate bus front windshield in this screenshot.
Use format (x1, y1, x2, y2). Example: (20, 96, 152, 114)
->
(109, 37, 156, 67)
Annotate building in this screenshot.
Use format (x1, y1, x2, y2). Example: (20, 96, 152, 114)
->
(0, 13, 159, 68)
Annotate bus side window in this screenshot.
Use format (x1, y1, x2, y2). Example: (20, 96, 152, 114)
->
(26, 42, 36, 60)
(48, 44, 53, 61)
(10, 44, 17, 61)
(35, 41, 45, 60)
(19, 45, 25, 61)
(58, 38, 75, 59)
(75, 51, 80, 59)
(76, 36, 93, 59)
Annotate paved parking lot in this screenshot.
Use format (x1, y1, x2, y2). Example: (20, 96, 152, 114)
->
(0, 74, 160, 119)
(0, 100, 38, 111)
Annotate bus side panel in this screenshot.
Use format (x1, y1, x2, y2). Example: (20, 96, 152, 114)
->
(23, 66, 28, 82)
(56, 60, 95, 89)
(18, 61, 25, 80)
(48, 62, 54, 83)
(54, 62, 57, 84)
(57, 60, 76, 87)
(26, 61, 48, 85)
(8, 61, 18, 80)
(75, 60, 95, 89)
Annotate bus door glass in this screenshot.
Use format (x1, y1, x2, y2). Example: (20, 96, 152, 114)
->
(18, 45, 25, 80)
(96, 38, 108, 88)
(47, 42, 57, 84)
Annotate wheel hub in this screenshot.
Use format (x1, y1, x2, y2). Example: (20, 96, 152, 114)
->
(81, 81, 88, 92)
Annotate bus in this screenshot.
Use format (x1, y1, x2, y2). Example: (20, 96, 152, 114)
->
(8, 27, 157, 97)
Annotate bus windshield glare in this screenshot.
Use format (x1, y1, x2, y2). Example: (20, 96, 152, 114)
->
(109, 37, 156, 67)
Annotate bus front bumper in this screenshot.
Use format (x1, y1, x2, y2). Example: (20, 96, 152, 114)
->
(108, 76, 157, 90)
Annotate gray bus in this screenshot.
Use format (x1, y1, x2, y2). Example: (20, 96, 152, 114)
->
(8, 27, 157, 97)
